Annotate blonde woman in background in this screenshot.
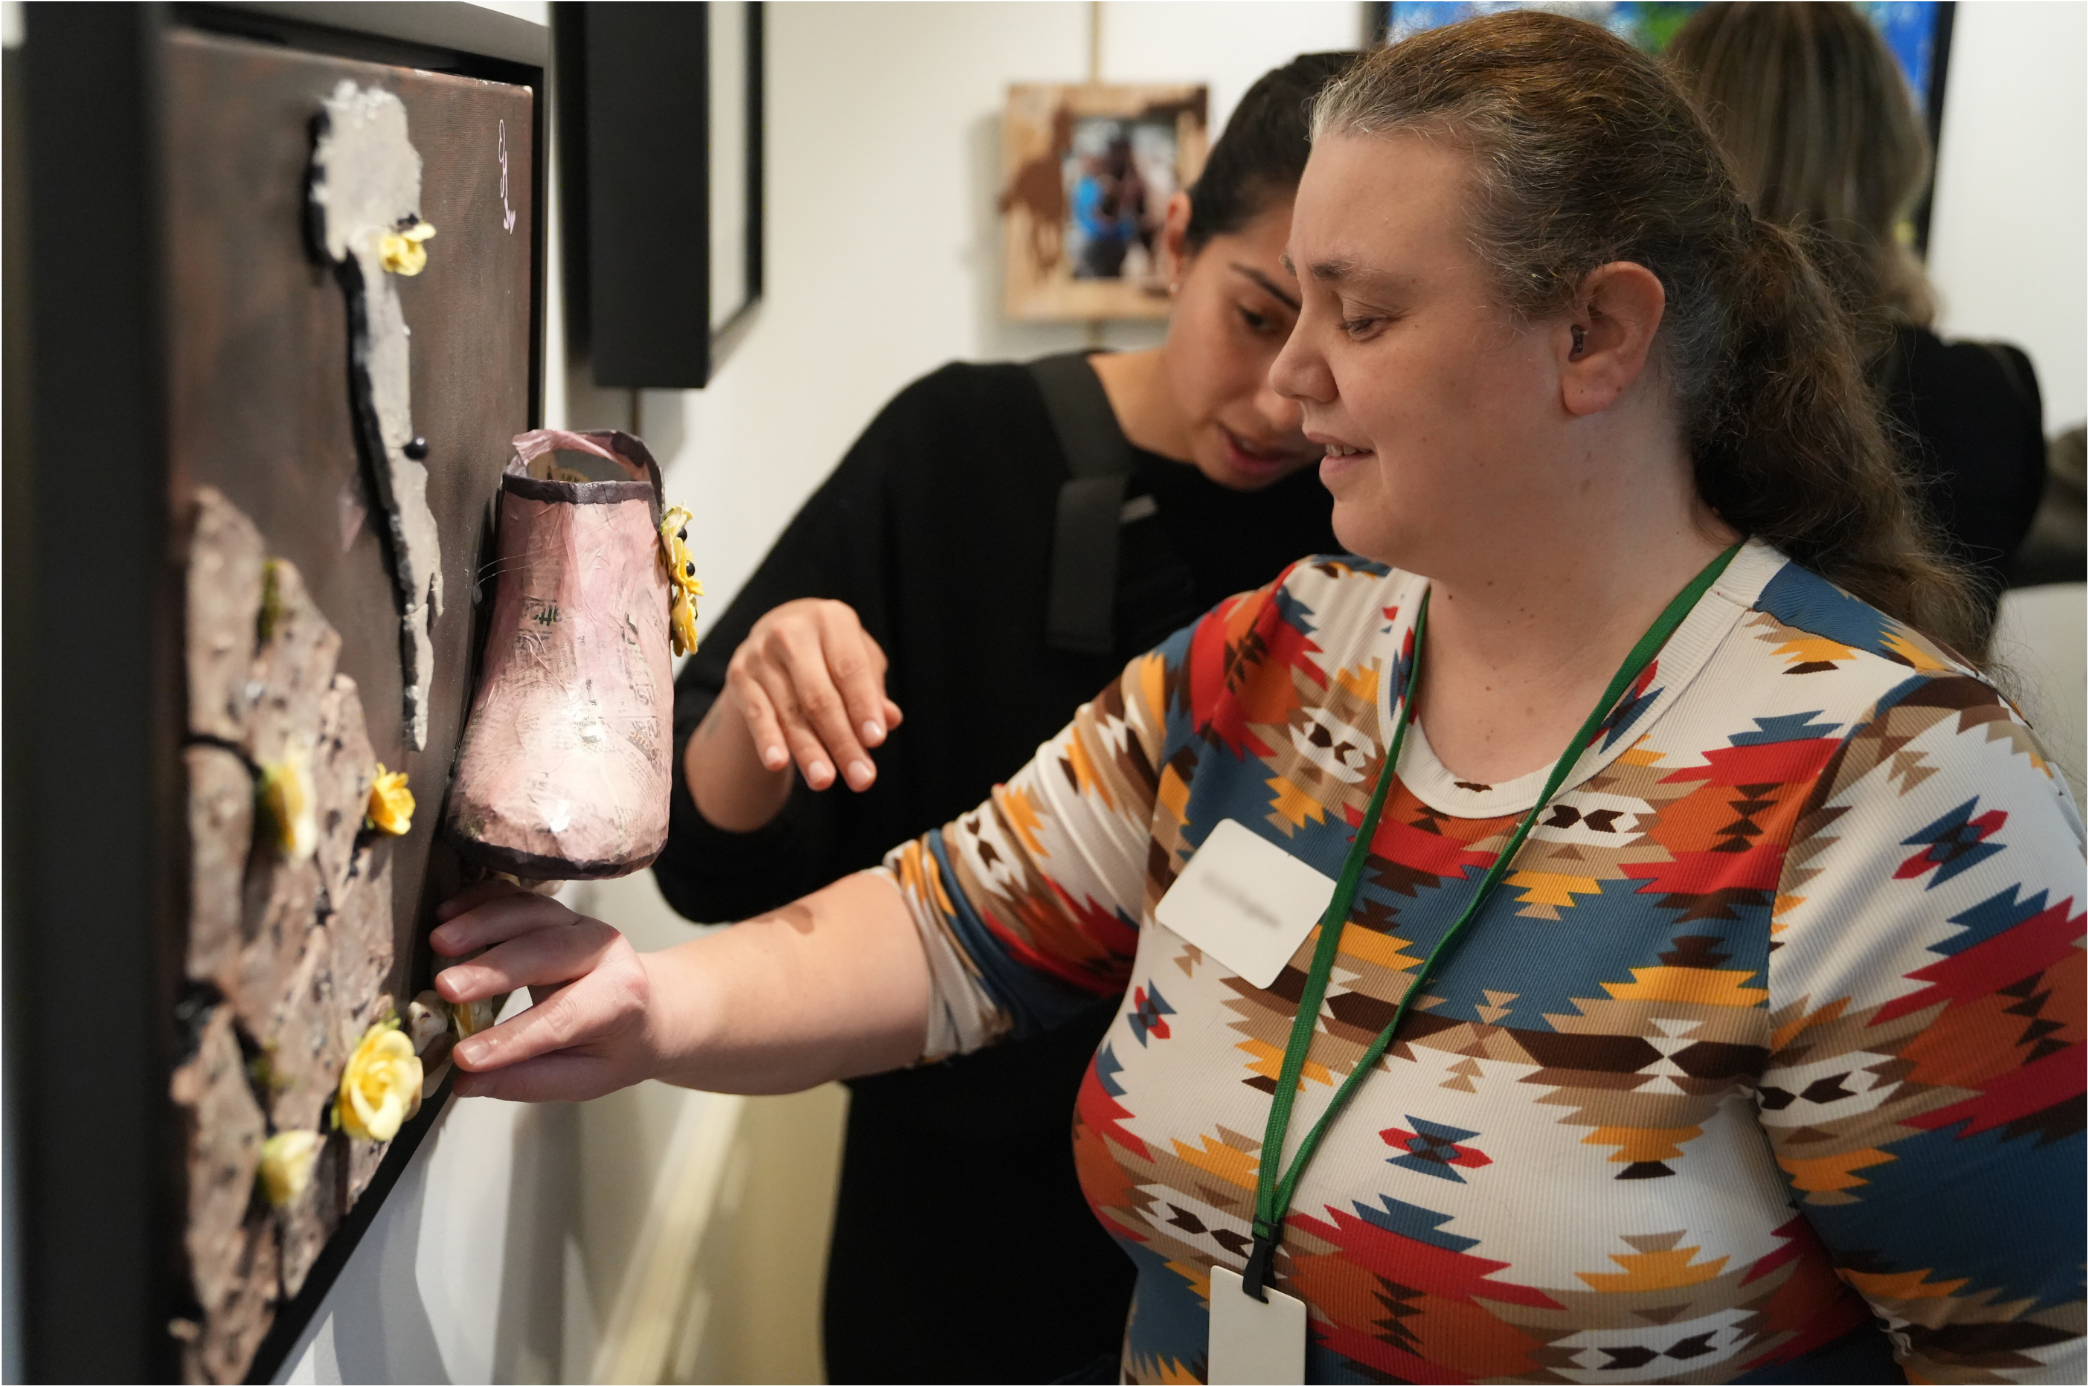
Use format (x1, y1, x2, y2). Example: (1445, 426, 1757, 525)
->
(1670, 1, 2048, 637)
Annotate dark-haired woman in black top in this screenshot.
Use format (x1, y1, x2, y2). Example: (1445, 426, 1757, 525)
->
(650, 53, 1356, 1384)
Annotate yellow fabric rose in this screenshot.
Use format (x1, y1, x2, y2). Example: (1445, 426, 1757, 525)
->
(366, 764, 414, 835)
(337, 1022, 423, 1142)
(658, 505, 703, 656)
(258, 1130, 324, 1207)
(259, 743, 317, 862)
(378, 220, 436, 276)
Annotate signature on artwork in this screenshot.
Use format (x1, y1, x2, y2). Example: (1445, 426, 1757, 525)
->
(499, 118, 517, 233)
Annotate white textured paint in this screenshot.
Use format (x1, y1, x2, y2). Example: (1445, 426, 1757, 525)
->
(1927, 0, 2088, 428)
(499, 119, 518, 234)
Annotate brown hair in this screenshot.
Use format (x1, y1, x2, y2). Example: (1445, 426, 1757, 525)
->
(1186, 52, 1360, 251)
(1315, 11, 1984, 656)
(1667, 2, 1935, 349)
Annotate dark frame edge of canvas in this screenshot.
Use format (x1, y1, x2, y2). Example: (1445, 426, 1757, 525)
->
(14, 6, 182, 1380)
(6, 5, 547, 1381)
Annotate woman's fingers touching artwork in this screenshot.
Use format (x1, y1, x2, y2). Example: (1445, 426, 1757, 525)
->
(727, 597, 904, 792)
(430, 885, 656, 1103)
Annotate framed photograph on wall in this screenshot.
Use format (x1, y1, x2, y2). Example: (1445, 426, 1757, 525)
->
(999, 82, 1210, 322)
(556, 1, 767, 388)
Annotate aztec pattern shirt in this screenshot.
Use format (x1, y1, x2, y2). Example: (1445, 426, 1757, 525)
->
(880, 541, 2086, 1384)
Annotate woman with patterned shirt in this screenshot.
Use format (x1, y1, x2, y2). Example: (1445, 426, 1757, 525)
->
(432, 14, 2084, 1384)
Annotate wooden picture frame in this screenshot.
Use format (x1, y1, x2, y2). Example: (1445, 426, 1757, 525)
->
(6, 4, 546, 1380)
(999, 82, 1210, 322)
(556, 1, 767, 389)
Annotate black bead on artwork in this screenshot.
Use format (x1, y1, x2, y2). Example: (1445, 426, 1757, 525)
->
(404, 436, 429, 459)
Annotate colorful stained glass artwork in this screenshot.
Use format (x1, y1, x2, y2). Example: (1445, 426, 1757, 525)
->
(1382, 2, 1947, 110)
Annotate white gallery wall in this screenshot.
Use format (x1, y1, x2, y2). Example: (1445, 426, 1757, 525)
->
(1928, 0, 2087, 431)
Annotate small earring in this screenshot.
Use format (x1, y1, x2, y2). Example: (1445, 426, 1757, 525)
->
(1168, 281, 1181, 296)
(1569, 324, 1587, 359)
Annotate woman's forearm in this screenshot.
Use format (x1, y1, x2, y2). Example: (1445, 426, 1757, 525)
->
(684, 684, 795, 832)
(435, 869, 931, 1102)
(644, 870, 931, 1093)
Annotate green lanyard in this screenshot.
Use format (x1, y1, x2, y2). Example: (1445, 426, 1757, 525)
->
(1240, 545, 1741, 1302)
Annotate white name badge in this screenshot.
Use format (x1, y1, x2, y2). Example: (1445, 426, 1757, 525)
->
(1209, 1265, 1308, 1384)
(1154, 819, 1336, 988)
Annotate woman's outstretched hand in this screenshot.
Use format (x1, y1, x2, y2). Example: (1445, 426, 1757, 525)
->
(728, 597, 903, 791)
(432, 871, 934, 1103)
(431, 878, 658, 1102)
(685, 598, 905, 836)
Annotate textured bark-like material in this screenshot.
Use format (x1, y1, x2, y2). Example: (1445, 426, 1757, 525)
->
(180, 489, 412, 1380)
(446, 431, 674, 878)
(262, 931, 343, 1135)
(184, 493, 265, 744)
(276, 1134, 343, 1301)
(328, 847, 395, 1040)
(171, 1009, 267, 1324)
(311, 674, 376, 913)
(184, 746, 252, 989)
(345, 1134, 389, 1208)
(181, 1205, 280, 1386)
(245, 558, 344, 771)
(234, 848, 322, 1040)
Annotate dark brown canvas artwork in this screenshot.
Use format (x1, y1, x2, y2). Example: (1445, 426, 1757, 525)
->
(157, 26, 537, 1384)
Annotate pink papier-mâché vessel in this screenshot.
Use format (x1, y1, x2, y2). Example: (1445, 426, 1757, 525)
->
(445, 429, 675, 879)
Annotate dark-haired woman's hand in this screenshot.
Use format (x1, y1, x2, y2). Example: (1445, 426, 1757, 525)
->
(685, 598, 905, 833)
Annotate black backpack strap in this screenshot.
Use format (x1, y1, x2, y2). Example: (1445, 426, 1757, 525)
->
(1028, 352, 1140, 656)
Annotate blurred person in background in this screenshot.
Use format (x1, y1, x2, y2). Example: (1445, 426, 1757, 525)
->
(651, 53, 1355, 1384)
(1671, 0, 2047, 642)
(1075, 131, 1143, 280)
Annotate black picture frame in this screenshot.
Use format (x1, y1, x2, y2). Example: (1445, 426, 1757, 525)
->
(555, 1, 767, 389)
(4, 5, 547, 1381)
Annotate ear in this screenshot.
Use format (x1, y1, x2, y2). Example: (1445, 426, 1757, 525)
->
(1558, 262, 1666, 417)
(1159, 191, 1194, 288)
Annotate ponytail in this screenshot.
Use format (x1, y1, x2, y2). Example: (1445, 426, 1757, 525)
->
(1698, 220, 1983, 654)
(1314, 12, 1986, 657)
